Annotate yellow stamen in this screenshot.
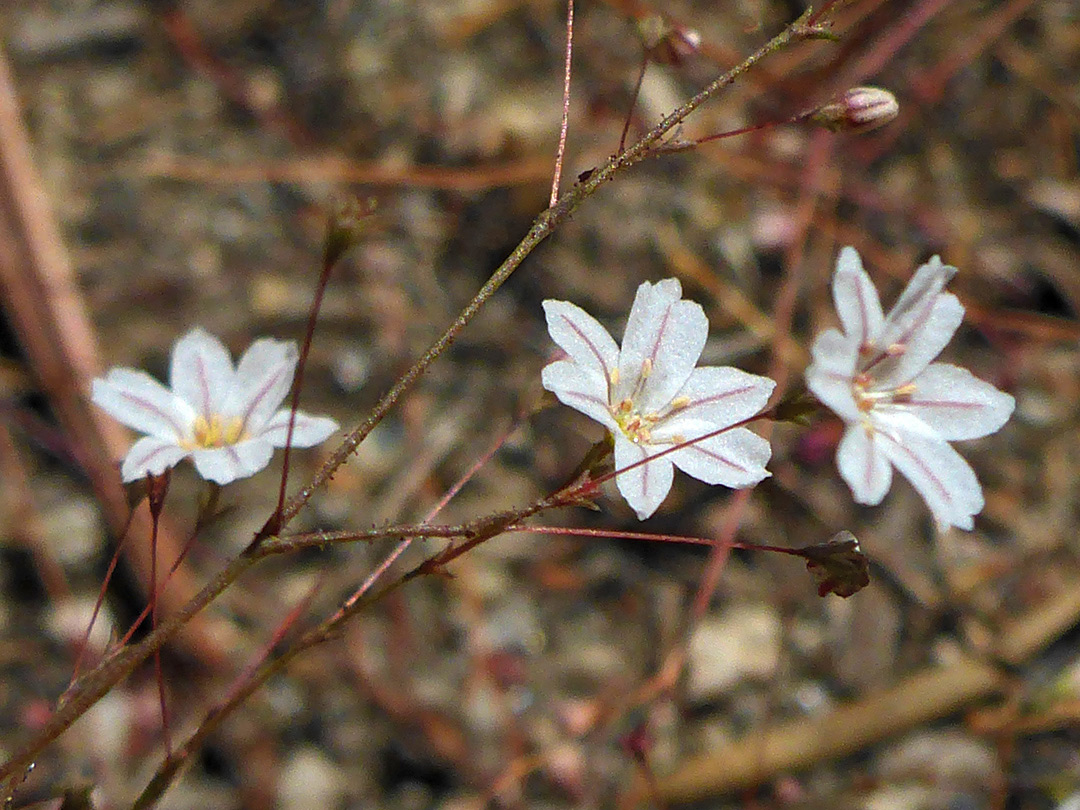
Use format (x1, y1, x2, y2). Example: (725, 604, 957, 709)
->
(185, 414, 246, 449)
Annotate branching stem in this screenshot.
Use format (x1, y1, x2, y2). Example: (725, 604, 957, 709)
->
(0, 9, 822, 797)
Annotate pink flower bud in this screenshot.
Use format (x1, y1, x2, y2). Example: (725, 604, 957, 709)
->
(810, 87, 899, 134)
(635, 14, 701, 66)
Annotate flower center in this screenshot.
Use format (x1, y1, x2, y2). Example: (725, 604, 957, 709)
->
(612, 398, 659, 444)
(185, 414, 246, 449)
(852, 375, 917, 413)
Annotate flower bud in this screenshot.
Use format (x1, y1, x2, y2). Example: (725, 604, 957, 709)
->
(636, 14, 701, 66)
(810, 87, 899, 134)
(324, 196, 377, 267)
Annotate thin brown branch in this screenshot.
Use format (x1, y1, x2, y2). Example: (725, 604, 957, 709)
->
(136, 153, 553, 192)
(650, 657, 1005, 803)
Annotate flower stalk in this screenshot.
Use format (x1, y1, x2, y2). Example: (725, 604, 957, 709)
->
(1, 8, 831, 795)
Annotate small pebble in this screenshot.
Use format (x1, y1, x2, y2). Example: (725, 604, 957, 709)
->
(687, 604, 781, 701)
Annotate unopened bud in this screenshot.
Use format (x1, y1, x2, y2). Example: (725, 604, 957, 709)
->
(636, 14, 701, 66)
(810, 87, 899, 134)
(324, 196, 376, 268)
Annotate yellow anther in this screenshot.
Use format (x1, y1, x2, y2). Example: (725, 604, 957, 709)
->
(189, 414, 245, 449)
(668, 396, 690, 411)
(641, 358, 653, 378)
(612, 400, 659, 445)
(609, 368, 620, 386)
(222, 418, 245, 444)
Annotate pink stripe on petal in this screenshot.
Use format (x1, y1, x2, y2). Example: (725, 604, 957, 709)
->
(677, 384, 754, 414)
(239, 365, 290, 430)
(875, 428, 981, 530)
(118, 390, 187, 436)
(646, 305, 672, 364)
(194, 354, 213, 415)
(558, 313, 615, 384)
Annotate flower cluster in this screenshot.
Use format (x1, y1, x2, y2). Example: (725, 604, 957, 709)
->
(541, 278, 775, 519)
(95, 250, 1013, 533)
(541, 251, 1013, 531)
(92, 328, 338, 485)
(805, 247, 1014, 530)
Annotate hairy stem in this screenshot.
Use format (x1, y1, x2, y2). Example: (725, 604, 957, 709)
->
(129, 497, 559, 809)
(277, 7, 816, 530)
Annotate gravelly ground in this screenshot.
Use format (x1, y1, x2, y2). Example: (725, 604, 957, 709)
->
(2, 1, 1080, 808)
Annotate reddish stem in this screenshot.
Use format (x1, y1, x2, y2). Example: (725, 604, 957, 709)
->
(618, 55, 648, 154)
(551, 0, 576, 207)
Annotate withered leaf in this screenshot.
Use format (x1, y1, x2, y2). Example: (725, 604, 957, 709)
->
(797, 531, 870, 598)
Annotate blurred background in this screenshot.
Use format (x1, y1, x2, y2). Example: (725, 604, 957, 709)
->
(0, 0, 1078, 807)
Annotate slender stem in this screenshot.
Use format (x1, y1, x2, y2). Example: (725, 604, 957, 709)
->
(0, 550, 258, 791)
(130, 572, 409, 810)
(0, 10, 821, 792)
(560, 406, 778, 501)
(618, 55, 648, 154)
(129, 496, 558, 809)
(335, 418, 519, 617)
(277, 8, 815, 531)
(5, 521, 442, 792)
(267, 249, 336, 537)
(551, 0, 575, 208)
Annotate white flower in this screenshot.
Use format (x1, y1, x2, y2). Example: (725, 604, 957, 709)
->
(806, 247, 1015, 531)
(91, 328, 339, 485)
(542, 279, 775, 520)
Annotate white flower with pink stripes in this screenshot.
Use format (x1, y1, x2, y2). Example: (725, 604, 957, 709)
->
(542, 279, 775, 519)
(92, 328, 338, 485)
(806, 247, 1014, 531)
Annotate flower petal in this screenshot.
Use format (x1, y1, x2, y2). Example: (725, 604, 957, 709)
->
(836, 422, 892, 505)
(191, 439, 275, 485)
(881, 363, 1015, 441)
(224, 337, 298, 432)
(832, 246, 884, 346)
(259, 410, 340, 447)
(874, 255, 958, 358)
(120, 436, 190, 482)
(613, 434, 674, 520)
(617, 279, 708, 412)
(664, 367, 775, 429)
(542, 360, 619, 431)
(874, 426, 983, 531)
(668, 426, 771, 489)
(805, 329, 860, 421)
(92, 369, 195, 440)
(171, 328, 235, 417)
(871, 293, 964, 389)
(542, 300, 619, 391)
